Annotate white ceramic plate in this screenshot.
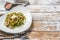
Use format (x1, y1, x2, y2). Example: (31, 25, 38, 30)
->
(0, 5, 32, 33)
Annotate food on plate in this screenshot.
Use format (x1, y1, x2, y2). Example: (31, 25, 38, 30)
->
(4, 12, 26, 29)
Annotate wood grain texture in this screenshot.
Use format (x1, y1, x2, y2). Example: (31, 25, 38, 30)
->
(28, 31, 60, 40)
(3, 0, 60, 40)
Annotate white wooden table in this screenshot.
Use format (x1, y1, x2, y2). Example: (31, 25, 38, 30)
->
(2, 0, 60, 40)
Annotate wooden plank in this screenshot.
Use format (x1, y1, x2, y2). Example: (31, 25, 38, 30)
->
(28, 31, 60, 40)
(28, 0, 60, 5)
(31, 20, 57, 31)
(27, 5, 60, 13)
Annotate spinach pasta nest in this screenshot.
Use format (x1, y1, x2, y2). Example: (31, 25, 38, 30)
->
(4, 12, 26, 29)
